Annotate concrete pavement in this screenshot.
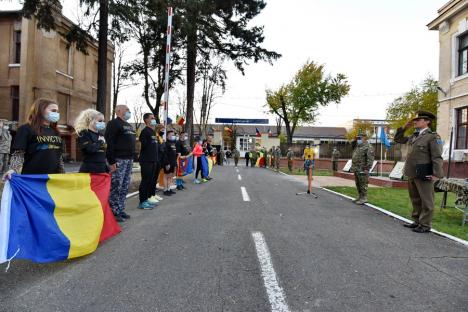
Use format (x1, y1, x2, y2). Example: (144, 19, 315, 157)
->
(1, 165, 467, 311)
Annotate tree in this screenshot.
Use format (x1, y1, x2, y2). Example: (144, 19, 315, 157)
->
(266, 61, 350, 146)
(175, 0, 281, 144)
(123, 0, 183, 122)
(386, 77, 439, 133)
(112, 41, 134, 118)
(196, 53, 226, 137)
(275, 116, 282, 136)
(345, 120, 375, 141)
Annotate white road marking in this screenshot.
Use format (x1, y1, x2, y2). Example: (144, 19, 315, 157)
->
(238, 174, 242, 181)
(241, 186, 250, 201)
(252, 232, 290, 312)
(236, 168, 240, 173)
(126, 191, 139, 199)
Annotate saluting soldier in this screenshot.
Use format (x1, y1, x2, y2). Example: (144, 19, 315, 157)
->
(351, 131, 375, 205)
(394, 111, 444, 233)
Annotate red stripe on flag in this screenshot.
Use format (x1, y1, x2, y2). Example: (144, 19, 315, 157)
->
(90, 173, 121, 242)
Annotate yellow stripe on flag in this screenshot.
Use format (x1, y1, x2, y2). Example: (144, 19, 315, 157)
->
(48, 174, 104, 259)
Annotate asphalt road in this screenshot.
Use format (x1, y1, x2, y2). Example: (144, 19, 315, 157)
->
(1, 165, 467, 312)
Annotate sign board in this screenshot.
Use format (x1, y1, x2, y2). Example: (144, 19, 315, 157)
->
(215, 118, 269, 124)
(389, 161, 405, 180)
(369, 160, 378, 173)
(342, 159, 352, 172)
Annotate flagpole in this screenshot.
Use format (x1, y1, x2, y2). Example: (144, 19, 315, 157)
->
(380, 132, 383, 177)
(163, 7, 173, 141)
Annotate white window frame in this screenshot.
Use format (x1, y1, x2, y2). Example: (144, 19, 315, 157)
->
(451, 19, 468, 82)
(452, 106, 468, 153)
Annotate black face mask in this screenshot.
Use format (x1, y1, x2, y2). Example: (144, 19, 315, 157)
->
(159, 132, 165, 136)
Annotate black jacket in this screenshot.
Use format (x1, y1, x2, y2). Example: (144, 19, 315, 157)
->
(104, 117, 136, 164)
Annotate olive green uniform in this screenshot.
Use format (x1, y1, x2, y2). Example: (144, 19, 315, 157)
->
(286, 150, 294, 172)
(232, 149, 240, 167)
(331, 149, 340, 171)
(274, 147, 281, 171)
(351, 142, 374, 203)
(394, 127, 444, 228)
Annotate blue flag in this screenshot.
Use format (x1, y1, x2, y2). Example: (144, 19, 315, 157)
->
(379, 127, 391, 149)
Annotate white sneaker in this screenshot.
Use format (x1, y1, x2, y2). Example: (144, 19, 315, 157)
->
(154, 195, 163, 201)
(170, 184, 177, 190)
(148, 196, 159, 204)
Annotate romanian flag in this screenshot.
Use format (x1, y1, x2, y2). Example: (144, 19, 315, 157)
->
(0, 173, 121, 264)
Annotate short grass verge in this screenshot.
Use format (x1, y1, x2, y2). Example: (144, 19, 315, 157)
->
(326, 186, 468, 241)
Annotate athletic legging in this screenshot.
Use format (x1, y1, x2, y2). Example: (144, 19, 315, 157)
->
(195, 156, 203, 179)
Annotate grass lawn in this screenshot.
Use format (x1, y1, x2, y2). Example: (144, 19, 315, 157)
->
(280, 167, 334, 176)
(326, 186, 468, 241)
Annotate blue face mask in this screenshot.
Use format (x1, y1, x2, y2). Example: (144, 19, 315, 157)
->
(46, 112, 60, 123)
(357, 139, 363, 145)
(95, 121, 106, 131)
(123, 111, 131, 121)
(150, 119, 157, 126)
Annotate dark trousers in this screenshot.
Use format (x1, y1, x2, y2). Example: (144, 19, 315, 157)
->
(245, 157, 250, 167)
(139, 161, 157, 203)
(196, 156, 203, 179)
(234, 157, 239, 166)
(332, 161, 338, 171)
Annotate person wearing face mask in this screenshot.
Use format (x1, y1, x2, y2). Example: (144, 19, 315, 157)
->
(192, 137, 204, 184)
(175, 130, 192, 190)
(104, 105, 136, 222)
(74, 109, 108, 174)
(394, 111, 444, 233)
(3, 98, 64, 181)
(137, 113, 160, 209)
(162, 130, 178, 195)
(351, 131, 374, 205)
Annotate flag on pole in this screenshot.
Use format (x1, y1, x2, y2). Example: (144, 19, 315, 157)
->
(176, 115, 185, 126)
(0, 173, 121, 264)
(255, 127, 261, 137)
(378, 126, 391, 149)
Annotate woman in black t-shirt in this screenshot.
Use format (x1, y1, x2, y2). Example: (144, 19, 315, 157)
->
(74, 109, 108, 173)
(3, 98, 64, 180)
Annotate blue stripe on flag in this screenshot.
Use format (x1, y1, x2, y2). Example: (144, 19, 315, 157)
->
(7, 174, 70, 263)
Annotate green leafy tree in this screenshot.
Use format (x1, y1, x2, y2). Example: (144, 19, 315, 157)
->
(266, 61, 350, 146)
(175, 0, 281, 143)
(386, 77, 439, 133)
(345, 120, 375, 141)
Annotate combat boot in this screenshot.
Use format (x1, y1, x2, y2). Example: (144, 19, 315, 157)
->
(355, 197, 368, 205)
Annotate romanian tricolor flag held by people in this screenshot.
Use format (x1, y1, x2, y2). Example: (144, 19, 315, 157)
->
(177, 156, 193, 176)
(0, 173, 121, 265)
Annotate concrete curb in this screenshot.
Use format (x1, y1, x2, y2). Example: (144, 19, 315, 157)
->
(321, 187, 468, 248)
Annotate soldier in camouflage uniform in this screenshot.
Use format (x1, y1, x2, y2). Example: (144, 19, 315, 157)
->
(286, 148, 294, 172)
(274, 146, 281, 172)
(351, 132, 375, 205)
(0, 120, 12, 174)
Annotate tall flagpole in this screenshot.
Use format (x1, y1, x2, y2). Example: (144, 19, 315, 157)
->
(380, 127, 383, 177)
(163, 7, 174, 141)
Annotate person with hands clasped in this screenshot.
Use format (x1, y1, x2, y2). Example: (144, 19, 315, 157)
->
(104, 105, 136, 223)
(75, 109, 108, 174)
(394, 111, 444, 233)
(351, 131, 374, 205)
(3, 98, 64, 181)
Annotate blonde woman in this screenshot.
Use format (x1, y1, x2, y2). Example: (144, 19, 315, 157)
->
(74, 109, 108, 173)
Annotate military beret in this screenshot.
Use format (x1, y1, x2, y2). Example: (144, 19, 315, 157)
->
(412, 111, 436, 121)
